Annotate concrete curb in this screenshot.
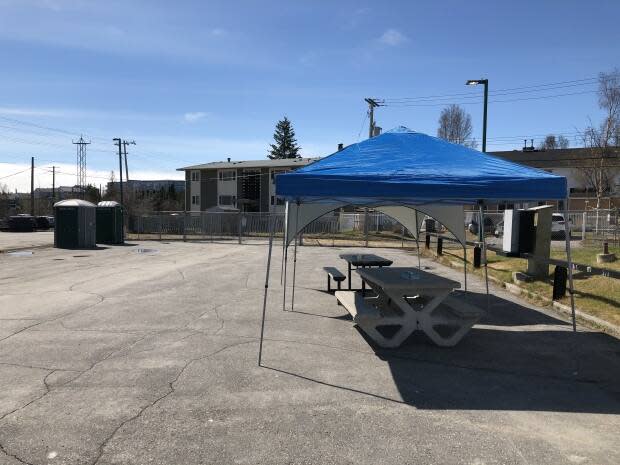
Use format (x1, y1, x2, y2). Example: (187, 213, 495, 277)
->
(439, 254, 620, 338)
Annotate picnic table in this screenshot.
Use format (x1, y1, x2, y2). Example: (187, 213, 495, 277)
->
(338, 253, 393, 290)
(335, 267, 483, 347)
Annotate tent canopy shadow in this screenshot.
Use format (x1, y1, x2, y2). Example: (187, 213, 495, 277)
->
(268, 291, 620, 415)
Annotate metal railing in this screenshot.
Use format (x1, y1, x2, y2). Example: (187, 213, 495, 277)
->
(126, 209, 620, 244)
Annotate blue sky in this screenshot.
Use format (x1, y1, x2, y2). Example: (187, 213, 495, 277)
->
(0, 0, 619, 190)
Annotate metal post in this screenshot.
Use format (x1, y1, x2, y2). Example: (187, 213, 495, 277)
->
(238, 212, 242, 245)
(582, 211, 586, 241)
(482, 80, 488, 153)
(564, 201, 577, 331)
(159, 211, 163, 241)
(258, 215, 275, 366)
(415, 210, 421, 269)
(30, 156, 34, 216)
(364, 207, 369, 247)
(281, 202, 288, 284)
(463, 244, 468, 291)
(290, 201, 300, 312)
(281, 205, 290, 311)
(183, 211, 187, 242)
(479, 203, 490, 309)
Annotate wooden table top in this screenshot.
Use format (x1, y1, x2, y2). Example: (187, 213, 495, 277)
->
(357, 267, 461, 290)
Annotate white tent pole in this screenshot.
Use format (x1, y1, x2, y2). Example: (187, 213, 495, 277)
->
(415, 210, 421, 269)
(258, 214, 275, 366)
(282, 203, 289, 311)
(463, 244, 468, 292)
(290, 201, 300, 312)
(479, 203, 490, 309)
(564, 200, 577, 331)
(280, 202, 288, 284)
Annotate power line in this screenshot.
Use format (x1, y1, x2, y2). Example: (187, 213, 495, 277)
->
(0, 167, 32, 180)
(378, 76, 599, 103)
(383, 89, 597, 107)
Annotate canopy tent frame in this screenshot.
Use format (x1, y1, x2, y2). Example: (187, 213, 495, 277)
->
(258, 128, 575, 365)
(280, 202, 469, 312)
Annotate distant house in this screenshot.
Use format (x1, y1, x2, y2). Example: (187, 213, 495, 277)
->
(106, 179, 185, 195)
(177, 158, 318, 213)
(491, 147, 620, 210)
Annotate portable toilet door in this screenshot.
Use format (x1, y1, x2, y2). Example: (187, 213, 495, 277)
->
(55, 205, 79, 248)
(96, 201, 124, 244)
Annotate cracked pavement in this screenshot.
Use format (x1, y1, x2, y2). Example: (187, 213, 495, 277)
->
(0, 238, 619, 465)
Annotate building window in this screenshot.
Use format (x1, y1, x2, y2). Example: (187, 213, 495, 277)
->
(218, 195, 237, 206)
(191, 195, 200, 205)
(218, 169, 236, 181)
(191, 171, 200, 182)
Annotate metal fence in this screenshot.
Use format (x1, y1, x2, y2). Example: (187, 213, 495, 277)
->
(126, 209, 620, 244)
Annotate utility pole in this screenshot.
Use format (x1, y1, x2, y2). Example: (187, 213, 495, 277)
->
(113, 138, 124, 206)
(52, 166, 57, 202)
(30, 157, 35, 216)
(364, 98, 382, 139)
(121, 140, 136, 184)
(73, 136, 91, 199)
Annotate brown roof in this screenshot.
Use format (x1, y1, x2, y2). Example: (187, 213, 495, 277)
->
(490, 147, 620, 168)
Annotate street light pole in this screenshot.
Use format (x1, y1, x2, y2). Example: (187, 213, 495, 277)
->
(466, 79, 489, 152)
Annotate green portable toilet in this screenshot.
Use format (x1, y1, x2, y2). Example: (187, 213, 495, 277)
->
(53, 199, 97, 249)
(96, 201, 124, 244)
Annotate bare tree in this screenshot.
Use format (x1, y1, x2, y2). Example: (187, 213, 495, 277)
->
(578, 69, 620, 209)
(437, 104, 477, 148)
(538, 134, 570, 150)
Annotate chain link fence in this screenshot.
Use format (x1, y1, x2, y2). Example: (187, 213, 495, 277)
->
(126, 209, 620, 246)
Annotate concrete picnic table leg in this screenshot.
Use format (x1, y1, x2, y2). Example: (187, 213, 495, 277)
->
(415, 290, 475, 347)
(350, 283, 418, 348)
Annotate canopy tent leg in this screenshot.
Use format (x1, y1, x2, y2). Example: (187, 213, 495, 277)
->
(280, 240, 285, 284)
(258, 215, 275, 366)
(563, 201, 577, 331)
(282, 227, 289, 311)
(479, 204, 490, 309)
(280, 203, 288, 284)
(463, 244, 468, 292)
(290, 201, 301, 312)
(414, 210, 421, 269)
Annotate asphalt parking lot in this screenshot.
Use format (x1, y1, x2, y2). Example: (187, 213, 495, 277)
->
(1, 238, 619, 465)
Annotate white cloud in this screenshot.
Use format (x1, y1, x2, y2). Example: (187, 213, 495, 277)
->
(378, 29, 408, 46)
(183, 112, 208, 123)
(0, 162, 183, 193)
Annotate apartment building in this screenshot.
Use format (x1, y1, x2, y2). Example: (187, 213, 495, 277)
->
(177, 158, 318, 212)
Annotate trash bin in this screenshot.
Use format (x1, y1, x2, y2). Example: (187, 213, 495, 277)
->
(53, 199, 96, 249)
(96, 201, 124, 244)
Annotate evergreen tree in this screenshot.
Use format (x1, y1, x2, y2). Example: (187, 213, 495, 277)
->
(268, 117, 301, 159)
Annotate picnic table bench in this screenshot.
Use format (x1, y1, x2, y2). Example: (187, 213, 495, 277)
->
(323, 266, 346, 292)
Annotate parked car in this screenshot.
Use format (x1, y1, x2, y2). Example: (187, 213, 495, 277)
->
(551, 213, 571, 239)
(8, 215, 37, 232)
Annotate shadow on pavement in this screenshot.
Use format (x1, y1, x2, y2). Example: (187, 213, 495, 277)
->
(267, 291, 620, 414)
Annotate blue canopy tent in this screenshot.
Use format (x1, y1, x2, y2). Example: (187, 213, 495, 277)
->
(258, 128, 575, 364)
